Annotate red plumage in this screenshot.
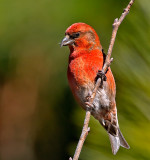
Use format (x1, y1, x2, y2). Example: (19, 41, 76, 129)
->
(61, 23, 130, 154)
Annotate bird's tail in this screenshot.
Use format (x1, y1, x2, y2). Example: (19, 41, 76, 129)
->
(108, 128, 130, 155)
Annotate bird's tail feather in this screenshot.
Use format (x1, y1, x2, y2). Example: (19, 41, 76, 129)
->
(118, 129, 130, 149)
(108, 133, 120, 155)
(108, 129, 130, 155)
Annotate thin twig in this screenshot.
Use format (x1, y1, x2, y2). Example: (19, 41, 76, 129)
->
(69, 111, 91, 160)
(69, 0, 135, 159)
(102, 0, 135, 74)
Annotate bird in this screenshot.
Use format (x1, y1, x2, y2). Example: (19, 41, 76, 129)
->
(61, 22, 130, 155)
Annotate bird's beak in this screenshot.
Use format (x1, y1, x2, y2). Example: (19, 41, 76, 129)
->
(61, 35, 74, 47)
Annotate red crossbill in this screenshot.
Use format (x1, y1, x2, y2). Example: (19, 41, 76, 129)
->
(61, 23, 130, 155)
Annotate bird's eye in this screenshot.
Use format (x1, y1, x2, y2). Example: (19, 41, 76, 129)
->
(70, 32, 80, 39)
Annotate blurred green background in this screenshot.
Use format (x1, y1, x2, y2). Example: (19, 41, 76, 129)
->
(0, 0, 150, 160)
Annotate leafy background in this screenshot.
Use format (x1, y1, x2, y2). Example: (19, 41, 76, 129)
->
(0, 0, 150, 160)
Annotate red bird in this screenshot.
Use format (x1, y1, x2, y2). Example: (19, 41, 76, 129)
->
(61, 23, 130, 155)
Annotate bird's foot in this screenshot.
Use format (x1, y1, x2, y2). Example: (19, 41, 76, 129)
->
(96, 70, 107, 81)
(95, 70, 107, 88)
(85, 102, 95, 110)
(85, 95, 95, 110)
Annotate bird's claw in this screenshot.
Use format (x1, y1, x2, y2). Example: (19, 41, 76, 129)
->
(85, 102, 95, 110)
(97, 70, 107, 81)
(95, 70, 107, 88)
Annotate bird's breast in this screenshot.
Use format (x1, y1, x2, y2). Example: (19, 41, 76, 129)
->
(67, 50, 116, 121)
(67, 52, 104, 109)
(68, 52, 103, 86)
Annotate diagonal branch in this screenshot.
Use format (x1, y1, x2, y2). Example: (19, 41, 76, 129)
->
(69, 0, 135, 160)
(102, 0, 135, 75)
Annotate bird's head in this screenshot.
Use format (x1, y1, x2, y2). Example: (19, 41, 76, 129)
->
(61, 23, 102, 51)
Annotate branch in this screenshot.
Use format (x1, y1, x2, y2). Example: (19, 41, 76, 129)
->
(102, 0, 135, 74)
(69, 0, 135, 159)
(69, 111, 91, 160)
